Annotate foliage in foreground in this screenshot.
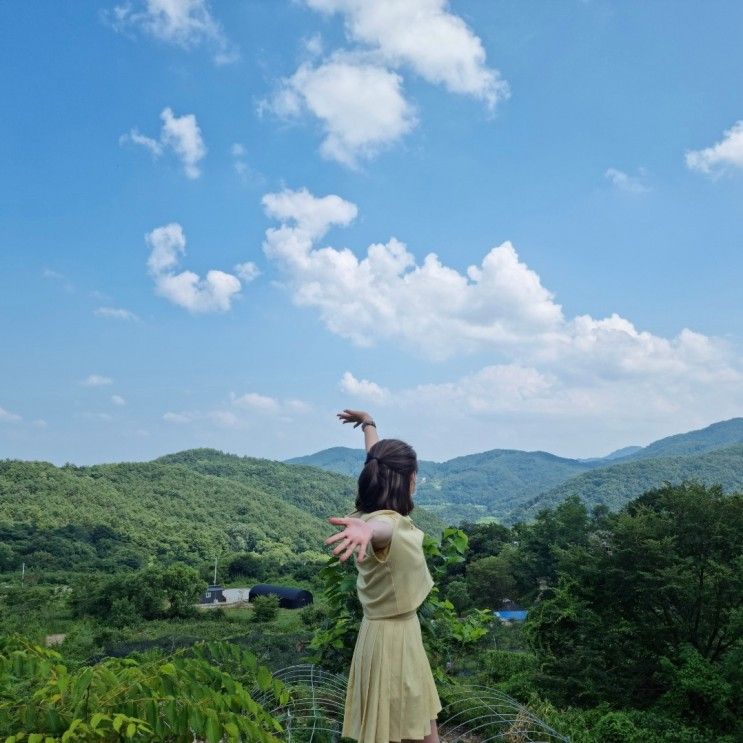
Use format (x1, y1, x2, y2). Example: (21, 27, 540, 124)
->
(307, 524, 493, 683)
(0, 636, 289, 742)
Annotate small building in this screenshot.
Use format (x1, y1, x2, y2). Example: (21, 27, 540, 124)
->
(222, 587, 251, 604)
(249, 584, 313, 609)
(494, 599, 528, 623)
(201, 584, 227, 604)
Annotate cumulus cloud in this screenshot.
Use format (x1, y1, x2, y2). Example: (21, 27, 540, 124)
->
(145, 223, 244, 313)
(230, 392, 312, 416)
(264, 1, 507, 167)
(234, 261, 261, 282)
(686, 120, 743, 174)
(120, 107, 206, 179)
(263, 57, 416, 167)
(261, 187, 743, 415)
(94, 306, 139, 321)
(0, 405, 22, 423)
(340, 371, 390, 402)
(163, 391, 311, 431)
(105, 0, 238, 64)
(305, 0, 509, 108)
(605, 167, 650, 194)
(262, 187, 561, 357)
(82, 374, 113, 387)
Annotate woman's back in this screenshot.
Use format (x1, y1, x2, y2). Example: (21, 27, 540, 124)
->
(347, 509, 435, 619)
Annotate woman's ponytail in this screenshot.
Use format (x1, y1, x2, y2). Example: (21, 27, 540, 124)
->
(356, 439, 418, 516)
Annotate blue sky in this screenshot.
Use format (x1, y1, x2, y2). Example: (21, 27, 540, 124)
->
(1, 0, 742, 465)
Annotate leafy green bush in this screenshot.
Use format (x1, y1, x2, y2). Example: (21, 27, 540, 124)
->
(252, 594, 280, 623)
(0, 635, 288, 742)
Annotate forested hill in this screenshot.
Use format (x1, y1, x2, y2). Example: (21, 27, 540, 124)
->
(287, 417, 743, 524)
(616, 417, 743, 461)
(513, 443, 743, 522)
(285, 446, 442, 478)
(0, 449, 446, 573)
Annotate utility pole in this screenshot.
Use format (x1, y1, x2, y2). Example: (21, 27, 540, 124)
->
(21, 562, 25, 586)
(213, 557, 218, 585)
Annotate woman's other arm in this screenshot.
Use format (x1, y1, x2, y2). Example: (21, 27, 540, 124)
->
(325, 516, 393, 562)
(337, 408, 380, 452)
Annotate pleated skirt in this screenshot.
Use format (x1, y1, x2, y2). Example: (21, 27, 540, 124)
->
(342, 609, 443, 743)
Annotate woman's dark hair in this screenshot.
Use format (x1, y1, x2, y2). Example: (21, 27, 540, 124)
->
(355, 438, 418, 516)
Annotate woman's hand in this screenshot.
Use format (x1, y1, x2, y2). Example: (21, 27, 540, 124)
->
(325, 516, 373, 562)
(337, 409, 373, 428)
(337, 409, 380, 452)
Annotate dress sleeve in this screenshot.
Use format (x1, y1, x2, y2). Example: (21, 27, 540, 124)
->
(365, 514, 398, 564)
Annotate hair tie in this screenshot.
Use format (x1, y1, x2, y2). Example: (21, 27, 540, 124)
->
(366, 455, 381, 464)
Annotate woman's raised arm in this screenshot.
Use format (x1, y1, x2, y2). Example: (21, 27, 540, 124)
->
(337, 408, 379, 452)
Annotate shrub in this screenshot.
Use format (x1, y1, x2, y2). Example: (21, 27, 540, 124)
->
(252, 594, 280, 623)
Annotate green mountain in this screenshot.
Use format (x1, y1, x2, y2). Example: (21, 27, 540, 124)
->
(513, 443, 743, 522)
(621, 417, 743, 461)
(288, 447, 600, 523)
(287, 418, 743, 524)
(285, 446, 440, 478)
(0, 449, 446, 574)
(415, 449, 597, 524)
(580, 445, 643, 463)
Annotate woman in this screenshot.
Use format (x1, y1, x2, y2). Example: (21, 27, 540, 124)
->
(324, 409, 442, 743)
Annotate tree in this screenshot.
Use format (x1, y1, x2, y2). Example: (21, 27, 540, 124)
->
(526, 482, 742, 736)
(252, 594, 280, 623)
(466, 549, 518, 608)
(72, 564, 203, 623)
(511, 494, 590, 600)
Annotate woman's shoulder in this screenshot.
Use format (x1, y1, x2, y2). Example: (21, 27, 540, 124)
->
(353, 508, 409, 523)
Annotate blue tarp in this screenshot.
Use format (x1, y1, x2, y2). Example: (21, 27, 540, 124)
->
(495, 610, 528, 621)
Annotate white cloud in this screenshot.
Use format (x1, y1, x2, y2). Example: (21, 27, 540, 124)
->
(266, 1, 508, 166)
(262, 187, 358, 239)
(0, 406, 22, 423)
(163, 411, 194, 424)
(264, 58, 417, 167)
(145, 223, 243, 313)
(686, 120, 743, 174)
(123, 129, 163, 156)
(120, 107, 206, 179)
(305, 0, 509, 109)
(336, 360, 743, 462)
(605, 167, 650, 194)
(340, 371, 390, 402)
(79, 412, 114, 422)
(112, 395, 127, 406)
(262, 188, 561, 358)
(163, 392, 311, 431)
(82, 374, 113, 387)
(228, 392, 312, 417)
(231, 392, 280, 413)
(261, 187, 743, 410)
(42, 268, 74, 293)
(105, 0, 238, 64)
(95, 306, 140, 321)
(234, 261, 260, 282)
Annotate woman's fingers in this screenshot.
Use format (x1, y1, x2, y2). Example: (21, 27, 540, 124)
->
(325, 531, 347, 545)
(340, 540, 357, 562)
(332, 538, 350, 556)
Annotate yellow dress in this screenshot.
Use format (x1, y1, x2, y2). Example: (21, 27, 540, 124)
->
(341, 509, 443, 743)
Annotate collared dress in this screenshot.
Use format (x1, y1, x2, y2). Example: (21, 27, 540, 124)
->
(341, 508, 442, 743)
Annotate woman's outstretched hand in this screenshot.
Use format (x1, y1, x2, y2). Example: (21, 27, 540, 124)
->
(337, 409, 372, 428)
(325, 516, 373, 562)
